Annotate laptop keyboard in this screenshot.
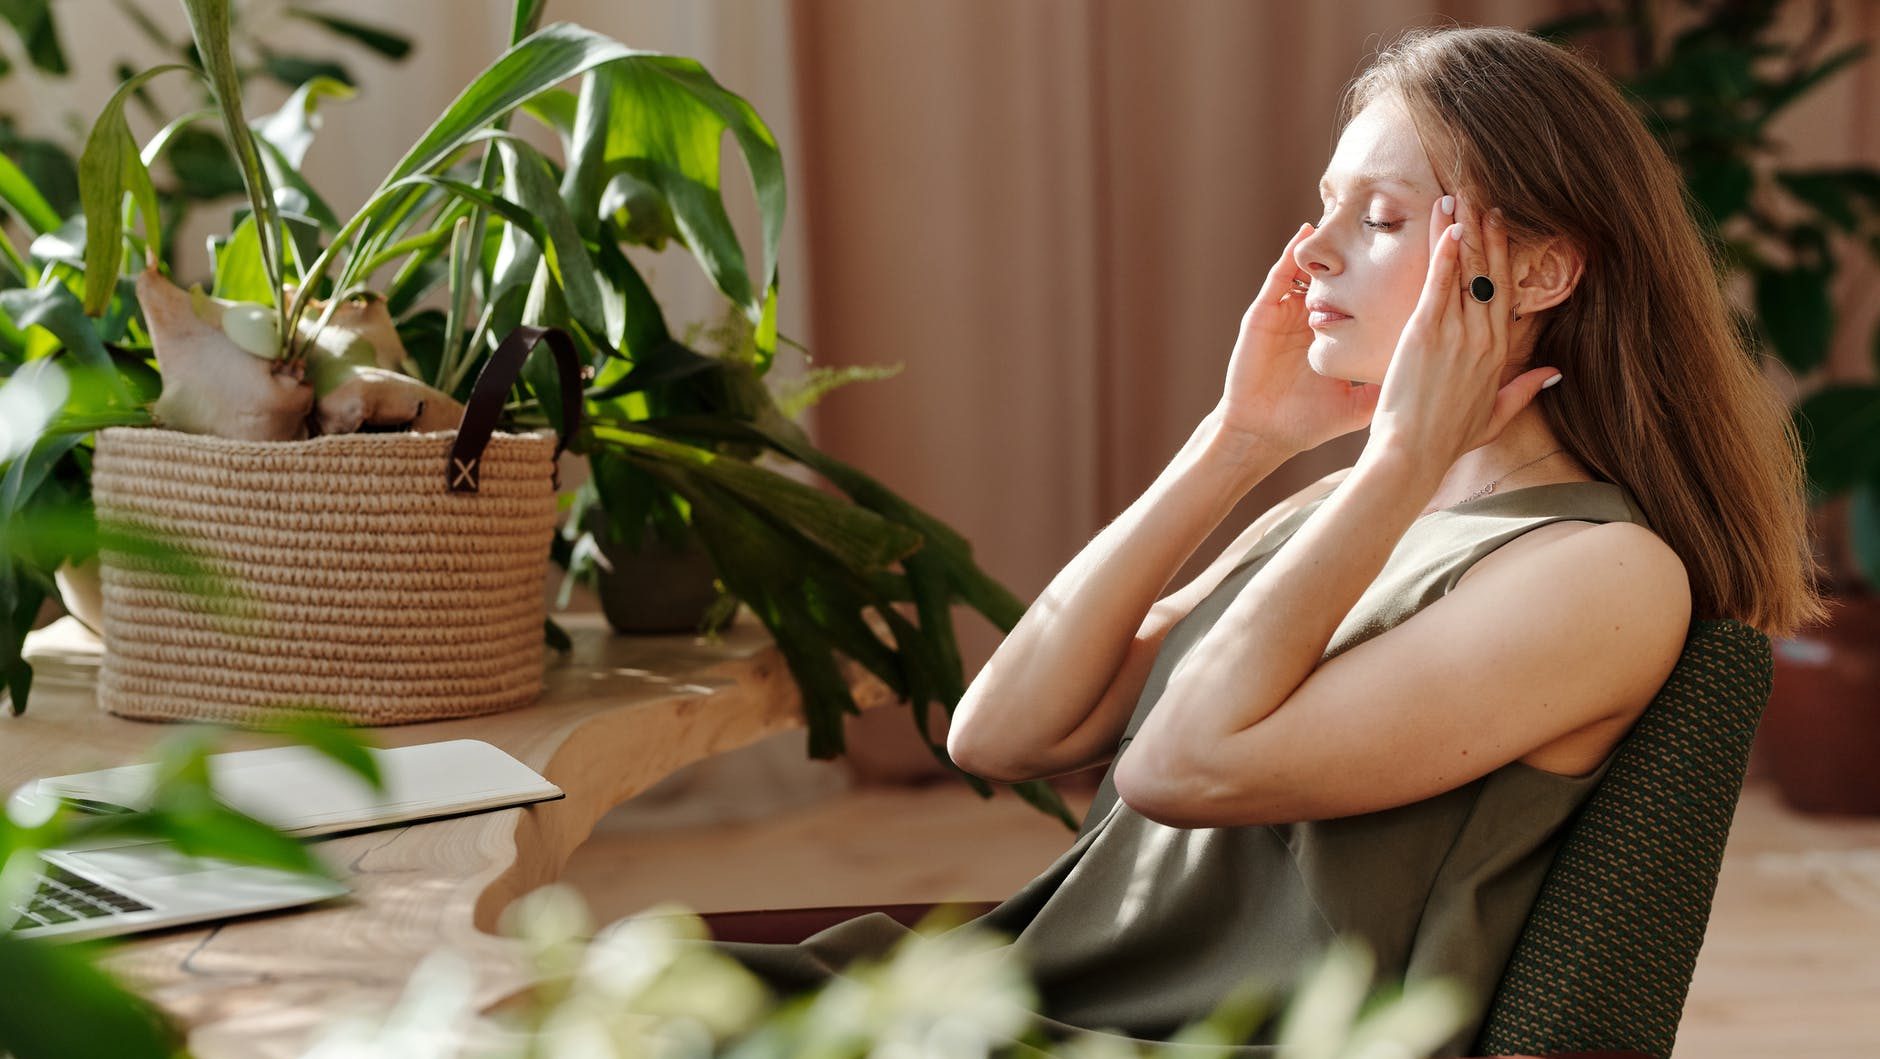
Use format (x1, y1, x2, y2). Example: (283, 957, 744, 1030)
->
(9, 862, 152, 929)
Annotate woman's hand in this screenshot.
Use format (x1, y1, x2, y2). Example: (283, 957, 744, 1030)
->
(1215, 223, 1383, 456)
(1363, 193, 1562, 473)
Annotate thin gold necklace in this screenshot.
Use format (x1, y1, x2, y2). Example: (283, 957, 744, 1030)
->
(1421, 448, 1564, 516)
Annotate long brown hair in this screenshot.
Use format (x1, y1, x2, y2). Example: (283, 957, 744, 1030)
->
(1341, 23, 1831, 639)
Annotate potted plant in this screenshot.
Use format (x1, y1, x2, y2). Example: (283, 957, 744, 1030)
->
(557, 300, 905, 635)
(1, 0, 1079, 825)
(1537, 2, 1880, 814)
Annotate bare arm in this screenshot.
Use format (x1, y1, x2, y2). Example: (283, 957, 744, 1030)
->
(944, 405, 1295, 783)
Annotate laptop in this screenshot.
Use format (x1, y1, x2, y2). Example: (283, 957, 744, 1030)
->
(7, 739, 564, 941)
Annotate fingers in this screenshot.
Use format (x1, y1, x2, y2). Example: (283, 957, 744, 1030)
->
(1415, 200, 1462, 328)
(1457, 194, 1490, 353)
(1267, 222, 1315, 306)
(1484, 204, 1510, 354)
(1477, 366, 1566, 450)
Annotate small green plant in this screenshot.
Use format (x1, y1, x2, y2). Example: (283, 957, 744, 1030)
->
(294, 882, 1477, 1059)
(0, 714, 383, 1059)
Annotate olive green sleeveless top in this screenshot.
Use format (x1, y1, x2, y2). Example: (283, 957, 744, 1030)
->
(706, 479, 1652, 1057)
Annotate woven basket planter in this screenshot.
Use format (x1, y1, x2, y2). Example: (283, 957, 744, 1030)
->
(88, 325, 582, 727)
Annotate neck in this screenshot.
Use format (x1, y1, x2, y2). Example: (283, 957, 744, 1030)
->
(1419, 403, 1588, 515)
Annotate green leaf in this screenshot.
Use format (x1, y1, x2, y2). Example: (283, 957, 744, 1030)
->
(210, 214, 270, 303)
(1850, 479, 1880, 589)
(260, 713, 384, 792)
(0, 933, 180, 1059)
(521, 88, 580, 146)
(0, 284, 125, 399)
(1754, 263, 1834, 373)
(588, 423, 923, 570)
(487, 134, 607, 338)
(259, 50, 352, 90)
(382, 23, 643, 188)
(1686, 155, 1753, 227)
(0, 0, 68, 76)
(77, 64, 196, 316)
(252, 135, 340, 233)
(181, 0, 285, 314)
(1792, 384, 1880, 499)
(0, 150, 61, 236)
(1754, 42, 1869, 124)
(589, 55, 786, 369)
(283, 7, 413, 60)
(1776, 170, 1861, 233)
(163, 126, 246, 200)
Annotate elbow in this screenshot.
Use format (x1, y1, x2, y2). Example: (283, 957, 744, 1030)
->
(1113, 738, 1199, 827)
(945, 727, 1026, 785)
(1114, 736, 1279, 829)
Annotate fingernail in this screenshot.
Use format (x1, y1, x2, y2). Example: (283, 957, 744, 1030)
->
(1440, 195, 1455, 216)
(1541, 373, 1563, 389)
(1447, 223, 1462, 241)
(1490, 207, 1504, 227)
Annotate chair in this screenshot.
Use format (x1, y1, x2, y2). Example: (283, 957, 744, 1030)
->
(700, 618, 1772, 1059)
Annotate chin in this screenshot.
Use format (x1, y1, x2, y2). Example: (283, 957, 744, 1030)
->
(1307, 339, 1380, 385)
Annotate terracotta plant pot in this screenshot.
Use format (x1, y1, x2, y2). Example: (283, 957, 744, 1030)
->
(1760, 588, 1880, 815)
(585, 508, 729, 635)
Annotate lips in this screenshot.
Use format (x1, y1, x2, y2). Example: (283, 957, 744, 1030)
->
(1305, 299, 1352, 318)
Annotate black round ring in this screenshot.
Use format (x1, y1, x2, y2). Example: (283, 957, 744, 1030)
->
(1469, 275, 1495, 303)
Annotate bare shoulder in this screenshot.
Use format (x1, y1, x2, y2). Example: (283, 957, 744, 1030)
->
(1460, 517, 1692, 773)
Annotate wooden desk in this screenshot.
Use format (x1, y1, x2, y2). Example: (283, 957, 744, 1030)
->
(6, 612, 897, 1057)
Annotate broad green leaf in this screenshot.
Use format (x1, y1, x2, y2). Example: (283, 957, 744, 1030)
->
(0, 285, 123, 396)
(1793, 384, 1880, 499)
(590, 55, 786, 369)
(382, 23, 644, 188)
(0, 933, 179, 1058)
(1754, 262, 1834, 373)
(210, 214, 270, 303)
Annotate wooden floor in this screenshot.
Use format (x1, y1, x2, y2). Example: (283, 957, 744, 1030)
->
(560, 734, 1880, 1059)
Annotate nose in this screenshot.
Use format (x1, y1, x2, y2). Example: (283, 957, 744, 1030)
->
(1294, 224, 1335, 276)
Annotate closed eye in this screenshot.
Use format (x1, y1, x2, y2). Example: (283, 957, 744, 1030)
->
(1314, 211, 1403, 233)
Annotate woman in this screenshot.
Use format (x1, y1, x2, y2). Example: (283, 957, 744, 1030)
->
(690, 23, 1829, 1056)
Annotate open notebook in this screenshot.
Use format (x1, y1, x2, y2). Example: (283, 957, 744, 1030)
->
(14, 738, 564, 837)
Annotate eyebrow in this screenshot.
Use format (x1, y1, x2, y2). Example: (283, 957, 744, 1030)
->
(1317, 171, 1425, 196)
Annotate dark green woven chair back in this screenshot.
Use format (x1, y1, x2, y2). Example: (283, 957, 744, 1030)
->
(1474, 617, 1772, 1059)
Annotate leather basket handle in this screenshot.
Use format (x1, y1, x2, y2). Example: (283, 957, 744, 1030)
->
(447, 324, 585, 494)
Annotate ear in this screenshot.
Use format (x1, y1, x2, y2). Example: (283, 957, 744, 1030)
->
(1511, 235, 1585, 316)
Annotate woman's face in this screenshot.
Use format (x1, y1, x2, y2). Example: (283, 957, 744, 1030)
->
(1295, 94, 1447, 386)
